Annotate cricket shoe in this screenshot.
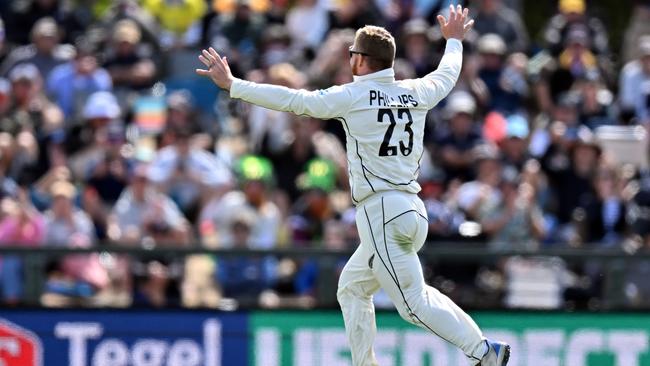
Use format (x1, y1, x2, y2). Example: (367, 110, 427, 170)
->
(476, 340, 510, 366)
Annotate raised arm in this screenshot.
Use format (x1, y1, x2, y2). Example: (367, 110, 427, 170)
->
(196, 48, 352, 119)
(421, 5, 474, 108)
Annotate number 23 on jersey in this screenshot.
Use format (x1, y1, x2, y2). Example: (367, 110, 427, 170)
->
(377, 108, 414, 157)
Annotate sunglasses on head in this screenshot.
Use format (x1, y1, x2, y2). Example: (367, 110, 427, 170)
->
(349, 46, 371, 58)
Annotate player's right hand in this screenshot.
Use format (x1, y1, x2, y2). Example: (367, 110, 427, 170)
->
(196, 47, 234, 91)
(437, 4, 474, 41)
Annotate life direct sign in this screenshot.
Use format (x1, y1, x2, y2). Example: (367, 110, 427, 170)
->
(0, 310, 247, 366)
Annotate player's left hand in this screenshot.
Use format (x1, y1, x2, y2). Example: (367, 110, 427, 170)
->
(196, 47, 234, 91)
(437, 4, 474, 41)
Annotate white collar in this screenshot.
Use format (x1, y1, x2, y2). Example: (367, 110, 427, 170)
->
(353, 68, 395, 82)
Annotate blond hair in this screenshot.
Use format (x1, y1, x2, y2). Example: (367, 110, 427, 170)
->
(353, 25, 396, 71)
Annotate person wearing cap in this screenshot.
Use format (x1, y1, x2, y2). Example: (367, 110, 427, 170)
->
(541, 0, 609, 57)
(499, 114, 530, 173)
(400, 19, 437, 78)
(108, 165, 189, 246)
(436, 91, 483, 182)
(2, 63, 64, 137)
(46, 37, 112, 119)
(557, 25, 599, 81)
(0, 17, 74, 81)
(41, 179, 111, 306)
(477, 33, 527, 114)
(64, 91, 123, 176)
(165, 89, 200, 134)
(198, 6, 510, 365)
(619, 35, 650, 124)
(198, 155, 282, 249)
(289, 158, 338, 245)
(471, 0, 528, 53)
(103, 19, 157, 90)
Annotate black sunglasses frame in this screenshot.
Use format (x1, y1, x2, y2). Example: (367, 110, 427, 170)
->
(349, 46, 371, 58)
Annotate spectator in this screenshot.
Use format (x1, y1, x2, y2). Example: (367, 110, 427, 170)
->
(215, 210, 278, 305)
(2, 63, 63, 136)
(148, 127, 232, 220)
(500, 114, 531, 173)
(477, 33, 527, 114)
(5, 0, 84, 45)
(286, 0, 330, 51)
(541, 0, 609, 57)
(0, 17, 74, 80)
(435, 91, 482, 182)
(199, 155, 282, 249)
(471, 0, 529, 53)
(108, 165, 190, 246)
(247, 63, 305, 153)
(41, 180, 109, 306)
(483, 173, 545, 251)
(455, 144, 503, 230)
(0, 133, 20, 200)
(141, 0, 207, 49)
(542, 127, 600, 243)
(307, 29, 355, 88)
(289, 158, 337, 245)
(109, 166, 190, 307)
(207, 0, 266, 75)
(164, 90, 201, 134)
(0, 190, 45, 304)
(556, 26, 599, 82)
(103, 19, 157, 91)
(66, 90, 121, 161)
(419, 171, 466, 241)
(400, 19, 437, 78)
(574, 71, 616, 128)
(577, 165, 627, 246)
(622, 0, 650, 63)
(46, 38, 112, 120)
(619, 35, 650, 125)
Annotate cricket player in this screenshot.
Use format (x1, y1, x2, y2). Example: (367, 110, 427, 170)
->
(197, 5, 510, 366)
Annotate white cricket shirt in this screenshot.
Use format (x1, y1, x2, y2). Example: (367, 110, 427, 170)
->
(230, 39, 463, 204)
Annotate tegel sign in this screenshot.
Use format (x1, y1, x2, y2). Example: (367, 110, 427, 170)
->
(0, 310, 248, 366)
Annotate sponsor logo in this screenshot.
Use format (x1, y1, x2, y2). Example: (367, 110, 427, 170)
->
(0, 318, 43, 366)
(55, 319, 221, 366)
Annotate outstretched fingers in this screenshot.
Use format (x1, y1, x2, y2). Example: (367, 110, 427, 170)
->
(198, 54, 212, 68)
(436, 14, 447, 28)
(202, 49, 217, 66)
(464, 19, 475, 32)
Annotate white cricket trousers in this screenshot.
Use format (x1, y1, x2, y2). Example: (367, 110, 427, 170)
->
(337, 191, 487, 366)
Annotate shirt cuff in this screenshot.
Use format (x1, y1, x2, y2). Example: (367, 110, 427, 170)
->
(229, 78, 245, 98)
(446, 38, 463, 52)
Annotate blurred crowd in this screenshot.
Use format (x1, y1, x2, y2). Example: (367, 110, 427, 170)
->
(0, 0, 649, 311)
